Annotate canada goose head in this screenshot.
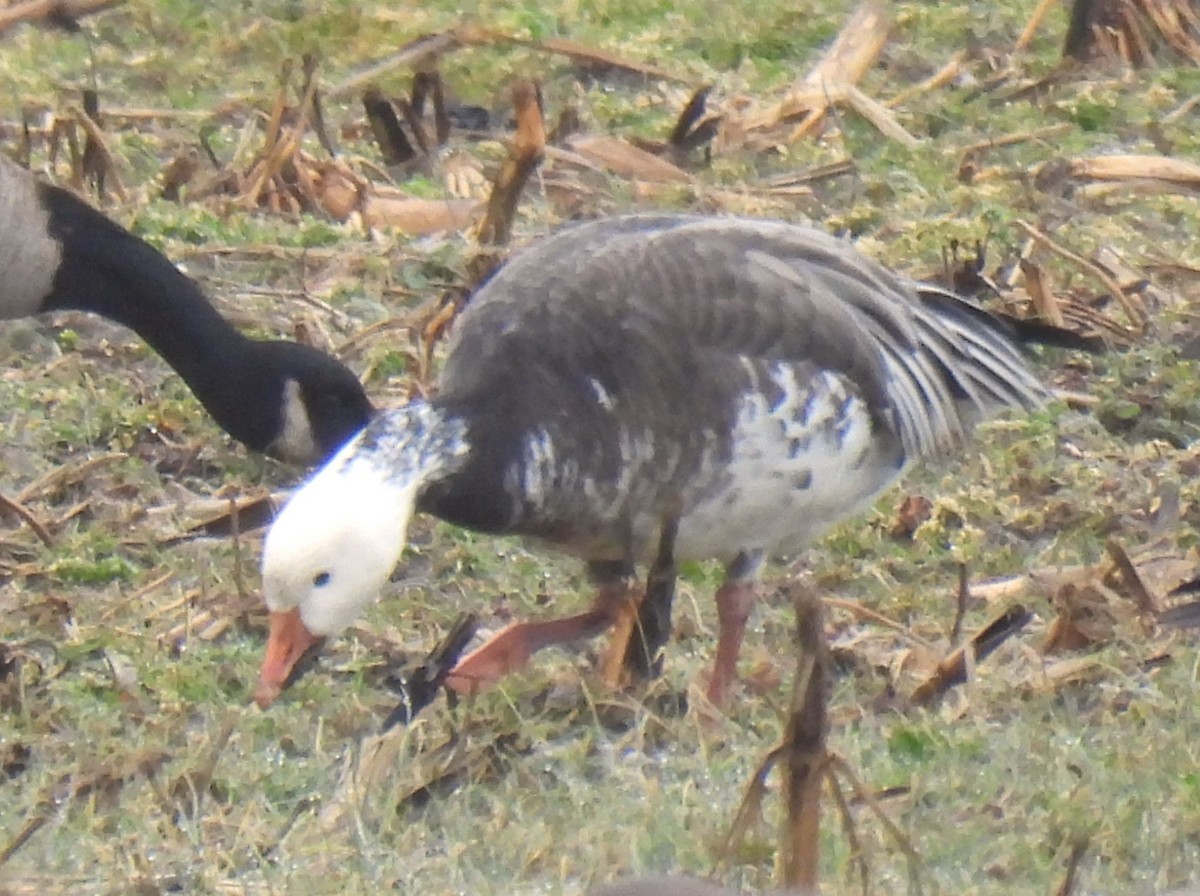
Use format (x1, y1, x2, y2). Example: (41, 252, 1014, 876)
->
(261, 341, 375, 465)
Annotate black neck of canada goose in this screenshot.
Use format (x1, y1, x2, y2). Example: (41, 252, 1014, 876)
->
(0, 156, 372, 464)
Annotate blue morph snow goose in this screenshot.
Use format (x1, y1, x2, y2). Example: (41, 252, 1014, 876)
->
(0, 155, 372, 464)
(254, 213, 1064, 709)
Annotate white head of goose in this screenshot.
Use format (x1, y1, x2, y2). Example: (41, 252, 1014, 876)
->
(0, 156, 373, 465)
(255, 213, 1067, 709)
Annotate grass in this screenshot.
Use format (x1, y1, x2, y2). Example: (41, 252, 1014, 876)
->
(4, 0, 1200, 894)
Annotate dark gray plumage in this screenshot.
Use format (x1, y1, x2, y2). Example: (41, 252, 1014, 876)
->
(256, 214, 1062, 709)
(423, 216, 1044, 549)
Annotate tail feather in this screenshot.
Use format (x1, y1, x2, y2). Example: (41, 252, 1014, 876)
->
(876, 285, 1069, 458)
(994, 312, 1109, 354)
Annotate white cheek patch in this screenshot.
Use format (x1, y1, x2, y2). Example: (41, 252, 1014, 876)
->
(270, 378, 319, 464)
(0, 162, 62, 319)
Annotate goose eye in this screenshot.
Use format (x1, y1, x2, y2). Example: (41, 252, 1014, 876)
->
(312, 571, 332, 587)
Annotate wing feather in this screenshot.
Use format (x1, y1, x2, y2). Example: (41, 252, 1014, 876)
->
(445, 215, 1049, 461)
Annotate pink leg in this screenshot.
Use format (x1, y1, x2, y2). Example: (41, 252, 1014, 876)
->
(445, 582, 631, 695)
(707, 579, 758, 707)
